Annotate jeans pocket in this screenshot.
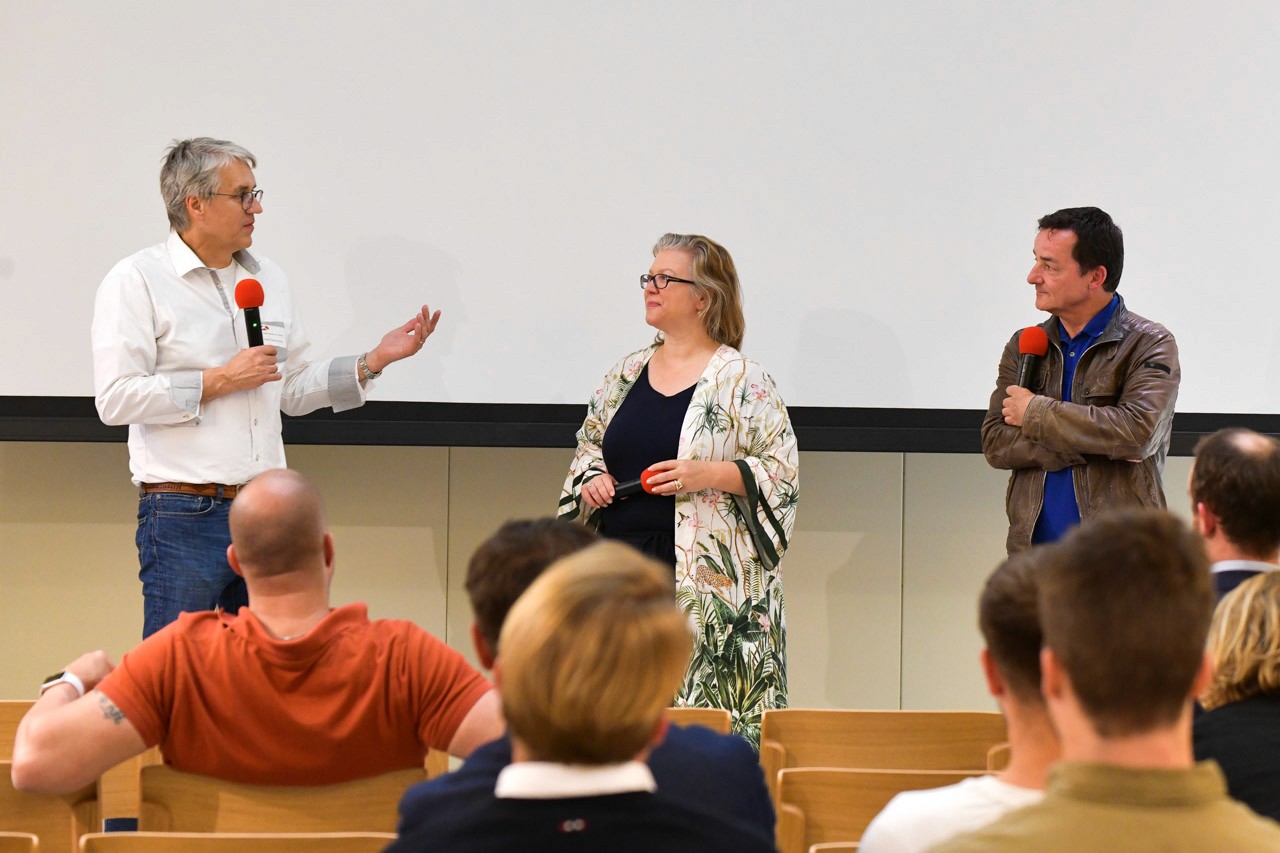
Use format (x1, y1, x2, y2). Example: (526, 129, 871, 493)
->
(150, 494, 218, 518)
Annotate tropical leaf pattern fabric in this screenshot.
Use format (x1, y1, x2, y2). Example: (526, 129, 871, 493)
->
(559, 343, 799, 748)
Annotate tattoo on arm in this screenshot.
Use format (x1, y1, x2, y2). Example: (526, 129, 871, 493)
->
(98, 694, 126, 726)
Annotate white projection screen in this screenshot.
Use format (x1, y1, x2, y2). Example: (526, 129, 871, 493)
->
(2, 1, 1278, 422)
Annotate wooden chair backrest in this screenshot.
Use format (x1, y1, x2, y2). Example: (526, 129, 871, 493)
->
(759, 709, 1006, 800)
(138, 766, 425, 833)
(80, 832, 397, 853)
(424, 749, 450, 778)
(776, 767, 981, 853)
(986, 742, 1012, 772)
(0, 703, 34, 761)
(0, 762, 96, 853)
(808, 844, 859, 852)
(0, 833, 38, 853)
(665, 707, 732, 735)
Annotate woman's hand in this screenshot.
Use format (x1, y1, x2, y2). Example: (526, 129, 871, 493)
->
(582, 473, 618, 509)
(645, 460, 745, 497)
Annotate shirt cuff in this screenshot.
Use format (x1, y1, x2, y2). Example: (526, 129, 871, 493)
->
(328, 355, 365, 412)
(168, 370, 203, 421)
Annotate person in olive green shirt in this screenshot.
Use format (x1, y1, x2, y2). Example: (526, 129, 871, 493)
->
(936, 510, 1280, 852)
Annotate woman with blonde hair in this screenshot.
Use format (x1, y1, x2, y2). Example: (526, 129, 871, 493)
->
(559, 233, 798, 747)
(1194, 570, 1280, 820)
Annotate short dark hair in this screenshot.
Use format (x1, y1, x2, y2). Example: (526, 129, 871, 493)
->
(465, 518, 598, 654)
(979, 551, 1045, 703)
(1039, 510, 1212, 737)
(1192, 428, 1280, 558)
(1037, 206, 1124, 292)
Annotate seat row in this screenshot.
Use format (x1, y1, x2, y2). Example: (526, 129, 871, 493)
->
(760, 708, 1009, 853)
(4, 700, 1009, 853)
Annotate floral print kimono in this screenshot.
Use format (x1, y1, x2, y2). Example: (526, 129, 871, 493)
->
(559, 343, 799, 747)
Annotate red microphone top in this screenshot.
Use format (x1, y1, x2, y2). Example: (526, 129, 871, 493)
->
(640, 467, 661, 494)
(234, 278, 265, 310)
(1018, 326, 1049, 357)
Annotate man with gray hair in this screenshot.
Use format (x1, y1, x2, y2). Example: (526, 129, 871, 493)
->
(92, 137, 439, 637)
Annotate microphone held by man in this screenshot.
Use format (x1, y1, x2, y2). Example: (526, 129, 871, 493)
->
(235, 278, 265, 347)
(1016, 325, 1048, 389)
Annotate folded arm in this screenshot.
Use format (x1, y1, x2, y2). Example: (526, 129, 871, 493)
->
(981, 336, 1086, 472)
(11, 651, 147, 795)
(1021, 331, 1179, 461)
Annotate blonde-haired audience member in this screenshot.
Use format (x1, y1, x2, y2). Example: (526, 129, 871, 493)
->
(387, 542, 774, 852)
(393, 519, 774, 840)
(1194, 571, 1280, 820)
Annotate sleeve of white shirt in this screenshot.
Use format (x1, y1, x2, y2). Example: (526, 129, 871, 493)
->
(92, 262, 203, 426)
(275, 270, 365, 416)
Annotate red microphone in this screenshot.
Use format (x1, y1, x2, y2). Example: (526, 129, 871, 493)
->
(1017, 326, 1049, 389)
(234, 279, 265, 347)
(614, 467, 662, 499)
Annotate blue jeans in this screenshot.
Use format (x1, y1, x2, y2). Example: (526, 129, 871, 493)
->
(136, 493, 247, 638)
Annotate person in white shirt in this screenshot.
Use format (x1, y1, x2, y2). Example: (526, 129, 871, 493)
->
(1187, 428, 1280, 601)
(859, 549, 1060, 852)
(92, 137, 439, 637)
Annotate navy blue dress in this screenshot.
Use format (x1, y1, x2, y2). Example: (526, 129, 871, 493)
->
(600, 364, 695, 567)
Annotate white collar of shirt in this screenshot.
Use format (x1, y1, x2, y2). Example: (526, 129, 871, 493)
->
(165, 229, 261, 277)
(494, 761, 656, 800)
(1211, 559, 1280, 575)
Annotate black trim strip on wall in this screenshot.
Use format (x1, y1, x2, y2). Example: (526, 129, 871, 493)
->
(2, 396, 1276, 455)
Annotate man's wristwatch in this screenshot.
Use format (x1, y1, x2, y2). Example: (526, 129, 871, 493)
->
(40, 670, 85, 698)
(358, 352, 382, 382)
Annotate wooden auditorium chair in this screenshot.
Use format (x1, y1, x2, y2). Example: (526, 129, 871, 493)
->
(759, 709, 1006, 801)
(137, 765, 425, 833)
(665, 707, 733, 734)
(0, 833, 37, 853)
(0, 762, 96, 853)
(79, 832, 397, 852)
(0, 703, 33, 761)
(775, 767, 983, 853)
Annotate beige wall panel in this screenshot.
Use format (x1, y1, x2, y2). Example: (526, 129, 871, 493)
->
(444, 446, 576, 667)
(1161, 455, 1193, 523)
(0, 442, 139, 697)
(0, 441, 1203, 707)
(287, 446, 450, 634)
(900, 453, 1196, 712)
(901, 453, 1010, 711)
(783, 451, 903, 711)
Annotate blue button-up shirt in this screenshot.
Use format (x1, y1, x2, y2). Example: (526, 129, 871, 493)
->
(1032, 295, 1120, 545)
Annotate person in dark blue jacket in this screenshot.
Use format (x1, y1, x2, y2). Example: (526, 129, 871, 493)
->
(388, 541, 774, 852)
(392, 519, 774, 845)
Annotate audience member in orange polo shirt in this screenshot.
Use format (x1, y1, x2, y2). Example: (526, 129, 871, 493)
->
(11, 469, 502, 793)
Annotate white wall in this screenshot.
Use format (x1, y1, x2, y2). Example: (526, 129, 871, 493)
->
(2, 1, 1278, 411)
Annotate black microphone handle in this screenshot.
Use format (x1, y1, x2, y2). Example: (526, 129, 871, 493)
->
(613, 478, 645, 499)
(1016, 353, 1041, 389)
(244, 306, 264, 347)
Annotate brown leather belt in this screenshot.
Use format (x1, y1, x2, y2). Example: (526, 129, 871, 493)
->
(140, 482, 242, 499)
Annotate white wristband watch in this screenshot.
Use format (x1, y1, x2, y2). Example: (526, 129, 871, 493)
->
(40, 670, 85, 698)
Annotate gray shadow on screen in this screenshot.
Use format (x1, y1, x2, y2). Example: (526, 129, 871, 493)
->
(329, 237, 465, 401)
(795, 307, 911, 406)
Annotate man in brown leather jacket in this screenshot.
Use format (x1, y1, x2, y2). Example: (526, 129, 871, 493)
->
(981, 207, 1180, 553)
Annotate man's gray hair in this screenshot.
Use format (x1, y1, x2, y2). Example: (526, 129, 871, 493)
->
(160, 137, 257, 232)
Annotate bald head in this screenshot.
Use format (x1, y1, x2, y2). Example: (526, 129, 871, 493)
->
(228, 469, 329, 580)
